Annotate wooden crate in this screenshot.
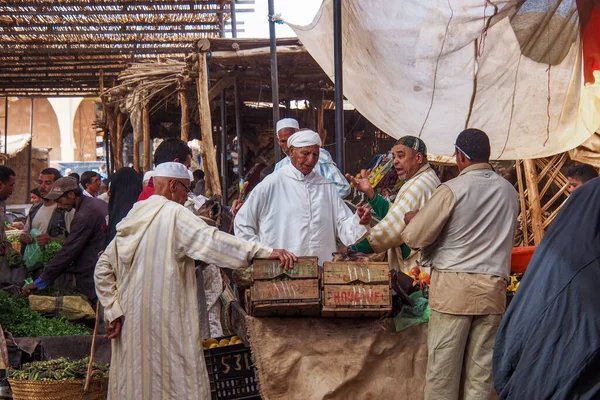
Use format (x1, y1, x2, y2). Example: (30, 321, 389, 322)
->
(248, 257, 320, 317)
(321, 262, 392, 318)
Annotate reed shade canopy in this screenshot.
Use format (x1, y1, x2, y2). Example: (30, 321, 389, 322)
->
(0, 0, 252, 97)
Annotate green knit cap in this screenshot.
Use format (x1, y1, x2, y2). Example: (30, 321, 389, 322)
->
(394, 136, 427, 156)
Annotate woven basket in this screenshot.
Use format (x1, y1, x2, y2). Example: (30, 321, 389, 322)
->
(8, 377, 108, 400)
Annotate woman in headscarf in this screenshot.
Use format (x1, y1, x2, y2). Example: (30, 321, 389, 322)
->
(493, 177, 600, 400)
(106, 168, 143, 247)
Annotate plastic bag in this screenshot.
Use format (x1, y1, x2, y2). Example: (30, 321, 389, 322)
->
(23, 229, 42, 271)
(394, 291, 430, 332)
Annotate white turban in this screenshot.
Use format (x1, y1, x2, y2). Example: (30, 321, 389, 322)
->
(276, 118, 299, 134)
(154, 162, 190, 180)
(287, 129, 322, 148)
(143, 170, 154, 184)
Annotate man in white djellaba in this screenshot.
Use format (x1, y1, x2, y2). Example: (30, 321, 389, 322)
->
(95, 161, 296, 400)
(234, 129, 371, 264)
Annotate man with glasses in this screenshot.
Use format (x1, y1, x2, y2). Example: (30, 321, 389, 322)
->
(402, 129, 519, 400)
(345, 135, 440, 274)
(95, 162, 296, 399)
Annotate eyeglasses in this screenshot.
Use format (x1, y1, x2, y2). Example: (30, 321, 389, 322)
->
(172, 180, 192, 194)
(454, 144, 472, 160)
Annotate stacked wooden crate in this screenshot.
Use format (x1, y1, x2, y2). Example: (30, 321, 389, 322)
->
(321, 262, 392, 318)
(247, 257, 320, 317)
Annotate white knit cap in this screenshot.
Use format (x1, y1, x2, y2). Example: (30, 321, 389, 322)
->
(154, 162, 190, 180)
(143, 170, 154, 184)
(287, 129, 322, 148)
(276, 118, 299, 134)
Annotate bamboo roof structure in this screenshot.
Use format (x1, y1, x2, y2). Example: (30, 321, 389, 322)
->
(102, 37, 332, 109)
(0, 0, 252, 97)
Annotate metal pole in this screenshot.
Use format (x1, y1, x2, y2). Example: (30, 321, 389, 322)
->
(231, 1, 243, 186)
(220, 91, 228, 202)
(219, 3, 227, 202)
(333, 0, 345, 171)
(27, 98, 34, 196)
(234, 77, 243, 184)
(268, 0, 281, 162)
(218, 4, 225, 37)
(230, 0, 237, 38)
(3, 97, 8, 155)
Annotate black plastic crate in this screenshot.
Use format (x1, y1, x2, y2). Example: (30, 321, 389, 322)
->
(203, 336, 260, 400)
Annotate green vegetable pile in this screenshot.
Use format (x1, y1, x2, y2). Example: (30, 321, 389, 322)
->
(6, 250, 24, 269)
(8, 357, 109, 381)
(0, 290, 89, 337)
(41, 238, 64, 266)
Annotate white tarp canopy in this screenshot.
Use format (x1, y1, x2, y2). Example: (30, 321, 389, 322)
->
(291, 0, 600, 160)
(0, 133, 31, 158)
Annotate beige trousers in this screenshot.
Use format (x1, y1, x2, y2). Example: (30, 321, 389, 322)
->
(424, 310, 502, 400)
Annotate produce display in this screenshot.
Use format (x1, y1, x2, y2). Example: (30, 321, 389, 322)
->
(7, 357, 109, 381)
(6, 250, 24, 269)
(201, 336, 242, 350)
(409, 266, 430, 290)
(350, 152, 403, 200)
(40, 238, 64, 266)
(0, 290, 90, 337)
(507, 275, 521, 294)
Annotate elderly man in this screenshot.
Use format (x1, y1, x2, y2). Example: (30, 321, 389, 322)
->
(402, 129, 519, 400)
(274, 118, 351, 198)
(95, 162, 295, 399)
(346, 136, 440, 273)
(24, 177, 108, 304)
(235, 129, 370, 264)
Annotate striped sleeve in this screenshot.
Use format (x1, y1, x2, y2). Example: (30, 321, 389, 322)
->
(176, 207, 272, 269)
(367, 169, 440, 253)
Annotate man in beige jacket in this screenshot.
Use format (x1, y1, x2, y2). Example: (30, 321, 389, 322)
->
(402, 129, 518, 400)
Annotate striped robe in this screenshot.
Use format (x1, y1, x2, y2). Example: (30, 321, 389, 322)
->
(367, 164, 440, 273)
(95, 195, 272, 400)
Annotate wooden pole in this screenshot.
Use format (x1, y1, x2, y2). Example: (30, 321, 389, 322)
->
(197, 49, 221, 197)
(523, 159, 544, 245)
(104, 104, 117, 173)
(317, 100, 326, 145)
(142, 101, 151, 173)
(116, 111, 124, 170)
(514, 160, 529, 246)
(179, 88, 190, 143)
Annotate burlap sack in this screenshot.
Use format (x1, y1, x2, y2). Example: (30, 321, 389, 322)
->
(28, 295, 95, 320)
(246, 317, 427, 400)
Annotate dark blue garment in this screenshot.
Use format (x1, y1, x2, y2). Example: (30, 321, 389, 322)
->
(493, 177, 600, 400)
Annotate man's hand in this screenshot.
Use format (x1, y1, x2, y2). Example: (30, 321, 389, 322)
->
(345, 169, 375, 199)
(357, 206, 372, 226)
(20, 232, 34, 245)
(270, 249, 298, 271)
(404, 210, 420, 225)
(104, 317, 123, 340)
(23, 282, 38, 295)
(36, 234, 52, 247)
(231, 199, 244, 218)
